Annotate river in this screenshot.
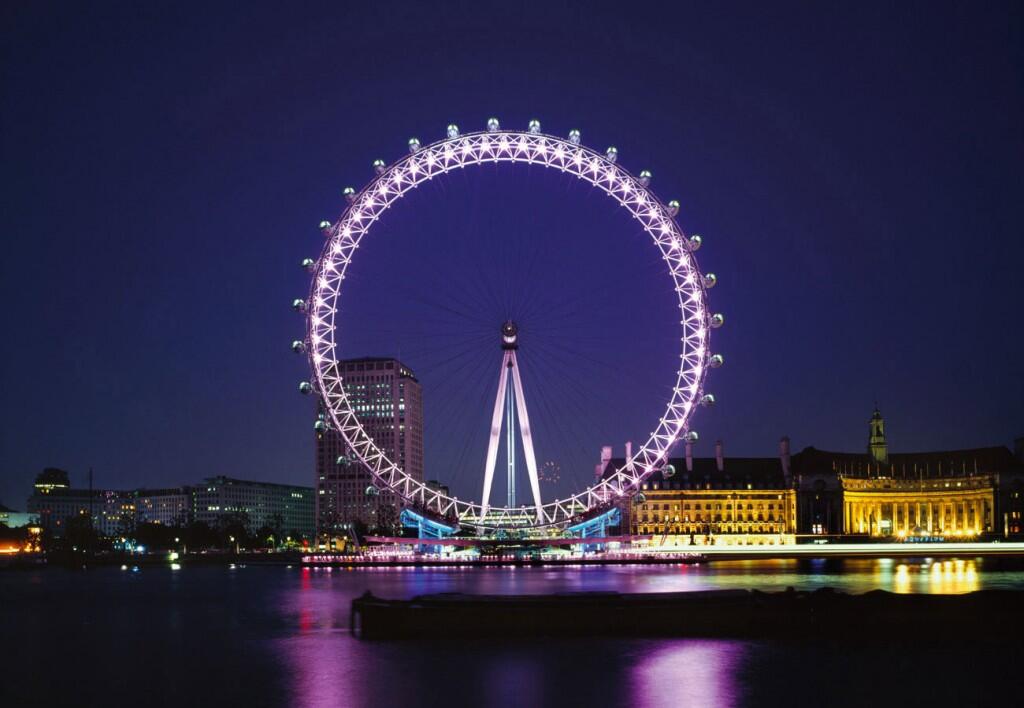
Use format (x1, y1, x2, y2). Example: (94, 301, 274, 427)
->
(2, 557, 1021, 707)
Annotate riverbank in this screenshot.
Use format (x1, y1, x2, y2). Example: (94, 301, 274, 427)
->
(6, 540, 1024, 570)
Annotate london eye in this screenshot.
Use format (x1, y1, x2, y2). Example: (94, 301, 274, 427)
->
(296, 118, 723, 531)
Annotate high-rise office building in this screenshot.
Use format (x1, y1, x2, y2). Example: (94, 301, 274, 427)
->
(316, 358, 424, 537)
(192, 476, 314, 538)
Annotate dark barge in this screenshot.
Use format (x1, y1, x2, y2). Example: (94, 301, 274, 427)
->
(351, 587, 1024, 640)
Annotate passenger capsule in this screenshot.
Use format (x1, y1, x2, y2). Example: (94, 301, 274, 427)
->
(314, 420, 326, 432)
(662, 464, 677, 479)
(336, 455, 348, 465)
(319, 220, 332, 231)
(446, 124, 460, 138)
(373, 159, 386, 174)
(408, 137, 421, 153)
(605, 146, 618, 162)
(292, 298, 306, 313)
(638, 170, 652, 186)
(365, 486, 379, 497)
(667, 200, 680, 216)
(487, 117, 500, 132)
(636, 492, 647, 504)
(528, 119, 541, 134)
(700, 394, 716, 407)
(568, 129, 581, 145)
(688, 234, 702, 251)
(686, 430, 699, 443)
(291, 340, 306, 354)
(343, 187, 356, 202)
(709, 354, 724, 368)
(703, 273, 717, 289)
(710, 313, 725, 328)
(301, 257, 316, 272)
(298, 381, 313, 395)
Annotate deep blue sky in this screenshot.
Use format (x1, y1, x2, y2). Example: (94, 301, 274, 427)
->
(2, 1, 1022, 507)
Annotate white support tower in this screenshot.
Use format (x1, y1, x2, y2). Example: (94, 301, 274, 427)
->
(481, 321, 543, 524)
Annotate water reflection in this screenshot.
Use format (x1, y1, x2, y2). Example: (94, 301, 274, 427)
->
(631, 641, 747, 708)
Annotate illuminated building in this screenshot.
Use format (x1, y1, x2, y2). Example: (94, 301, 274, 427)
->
(27, 469, 134, 537)
(793, 408, 1024, 537)
(192, 477, 313, 537)
(27, 470, 314, 539)
(315, 358, 424, 537)
(597, 439, 797, 545)
(134, 488, 191, 526)
(0, 504, 37, 528)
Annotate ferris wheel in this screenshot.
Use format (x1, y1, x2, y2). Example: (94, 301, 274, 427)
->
(296, 118, 723, 531)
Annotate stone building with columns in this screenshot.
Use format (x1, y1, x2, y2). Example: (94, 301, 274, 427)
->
(792, 408, 1024, 538)
(596, 439, 798, 546)
(597, 407, 1024, 541)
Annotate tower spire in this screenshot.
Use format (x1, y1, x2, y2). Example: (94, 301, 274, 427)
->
(868, 405, 888, 464)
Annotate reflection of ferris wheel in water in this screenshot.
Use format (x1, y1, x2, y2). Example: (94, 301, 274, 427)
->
(296, 118, 723, 531)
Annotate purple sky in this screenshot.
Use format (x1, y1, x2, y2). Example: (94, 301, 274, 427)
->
(2, 1, 1022, 507)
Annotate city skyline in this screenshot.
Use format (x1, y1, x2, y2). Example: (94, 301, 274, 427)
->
(3, 2, 1022, 510)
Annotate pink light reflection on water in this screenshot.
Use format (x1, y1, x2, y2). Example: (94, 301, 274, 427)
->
(630, 640, 749, 708)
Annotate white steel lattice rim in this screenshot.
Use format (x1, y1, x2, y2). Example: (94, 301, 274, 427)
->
(307, 127, 712, 530)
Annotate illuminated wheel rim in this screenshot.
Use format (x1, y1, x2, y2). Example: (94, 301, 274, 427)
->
(307, 124, 715, 530)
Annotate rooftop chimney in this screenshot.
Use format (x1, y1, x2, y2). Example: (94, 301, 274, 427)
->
(715, 440, 724, 472)
(595, 445, 613, 479)
(685, 440, 694, 473)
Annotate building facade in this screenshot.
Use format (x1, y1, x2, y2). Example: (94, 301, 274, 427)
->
(597, 440, 798, 545)
(0, 504, 37, 528)
(27, 469, 134, 537)
(134, 488, 192, 527)
(26, 470, 315, 539)
(192, 476, 314, 537)
(315, 358, 424, 537)
(792, 408, 1024, 538)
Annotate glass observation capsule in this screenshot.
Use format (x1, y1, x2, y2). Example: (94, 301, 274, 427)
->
(638, 170, 652, 186)
(291, 340, 305, 354)
(700, 394, 716, 407)
(373, 159, 386, 174)
(298, 381, 312, 394)
(292, 298, 306, 313)
(408, 137, 421, 153)
(667, 200, 680, 216)
(528, 119, 541, 134)
(662, 464, 677, 479)
(710, 313, 725, 328)
(688, 234, 702, 251)
(487, 117, 500, 132)
(686, 430, 699, 443)
(605, 146, 618, 162)
(703, 273, 717, 289)
(709, 354, 724, 368)
(568, 129, 581, 145)
(318, 220, 332, 231)
(446, 124, 460, 138)
(343, 186, 356, 202)
(301, 257, 316, 271)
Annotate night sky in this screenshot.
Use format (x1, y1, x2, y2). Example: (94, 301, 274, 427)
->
(2, 1, 1022, 507)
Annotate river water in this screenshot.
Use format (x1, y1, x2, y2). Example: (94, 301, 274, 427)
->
(2, 557, 1021, 707)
